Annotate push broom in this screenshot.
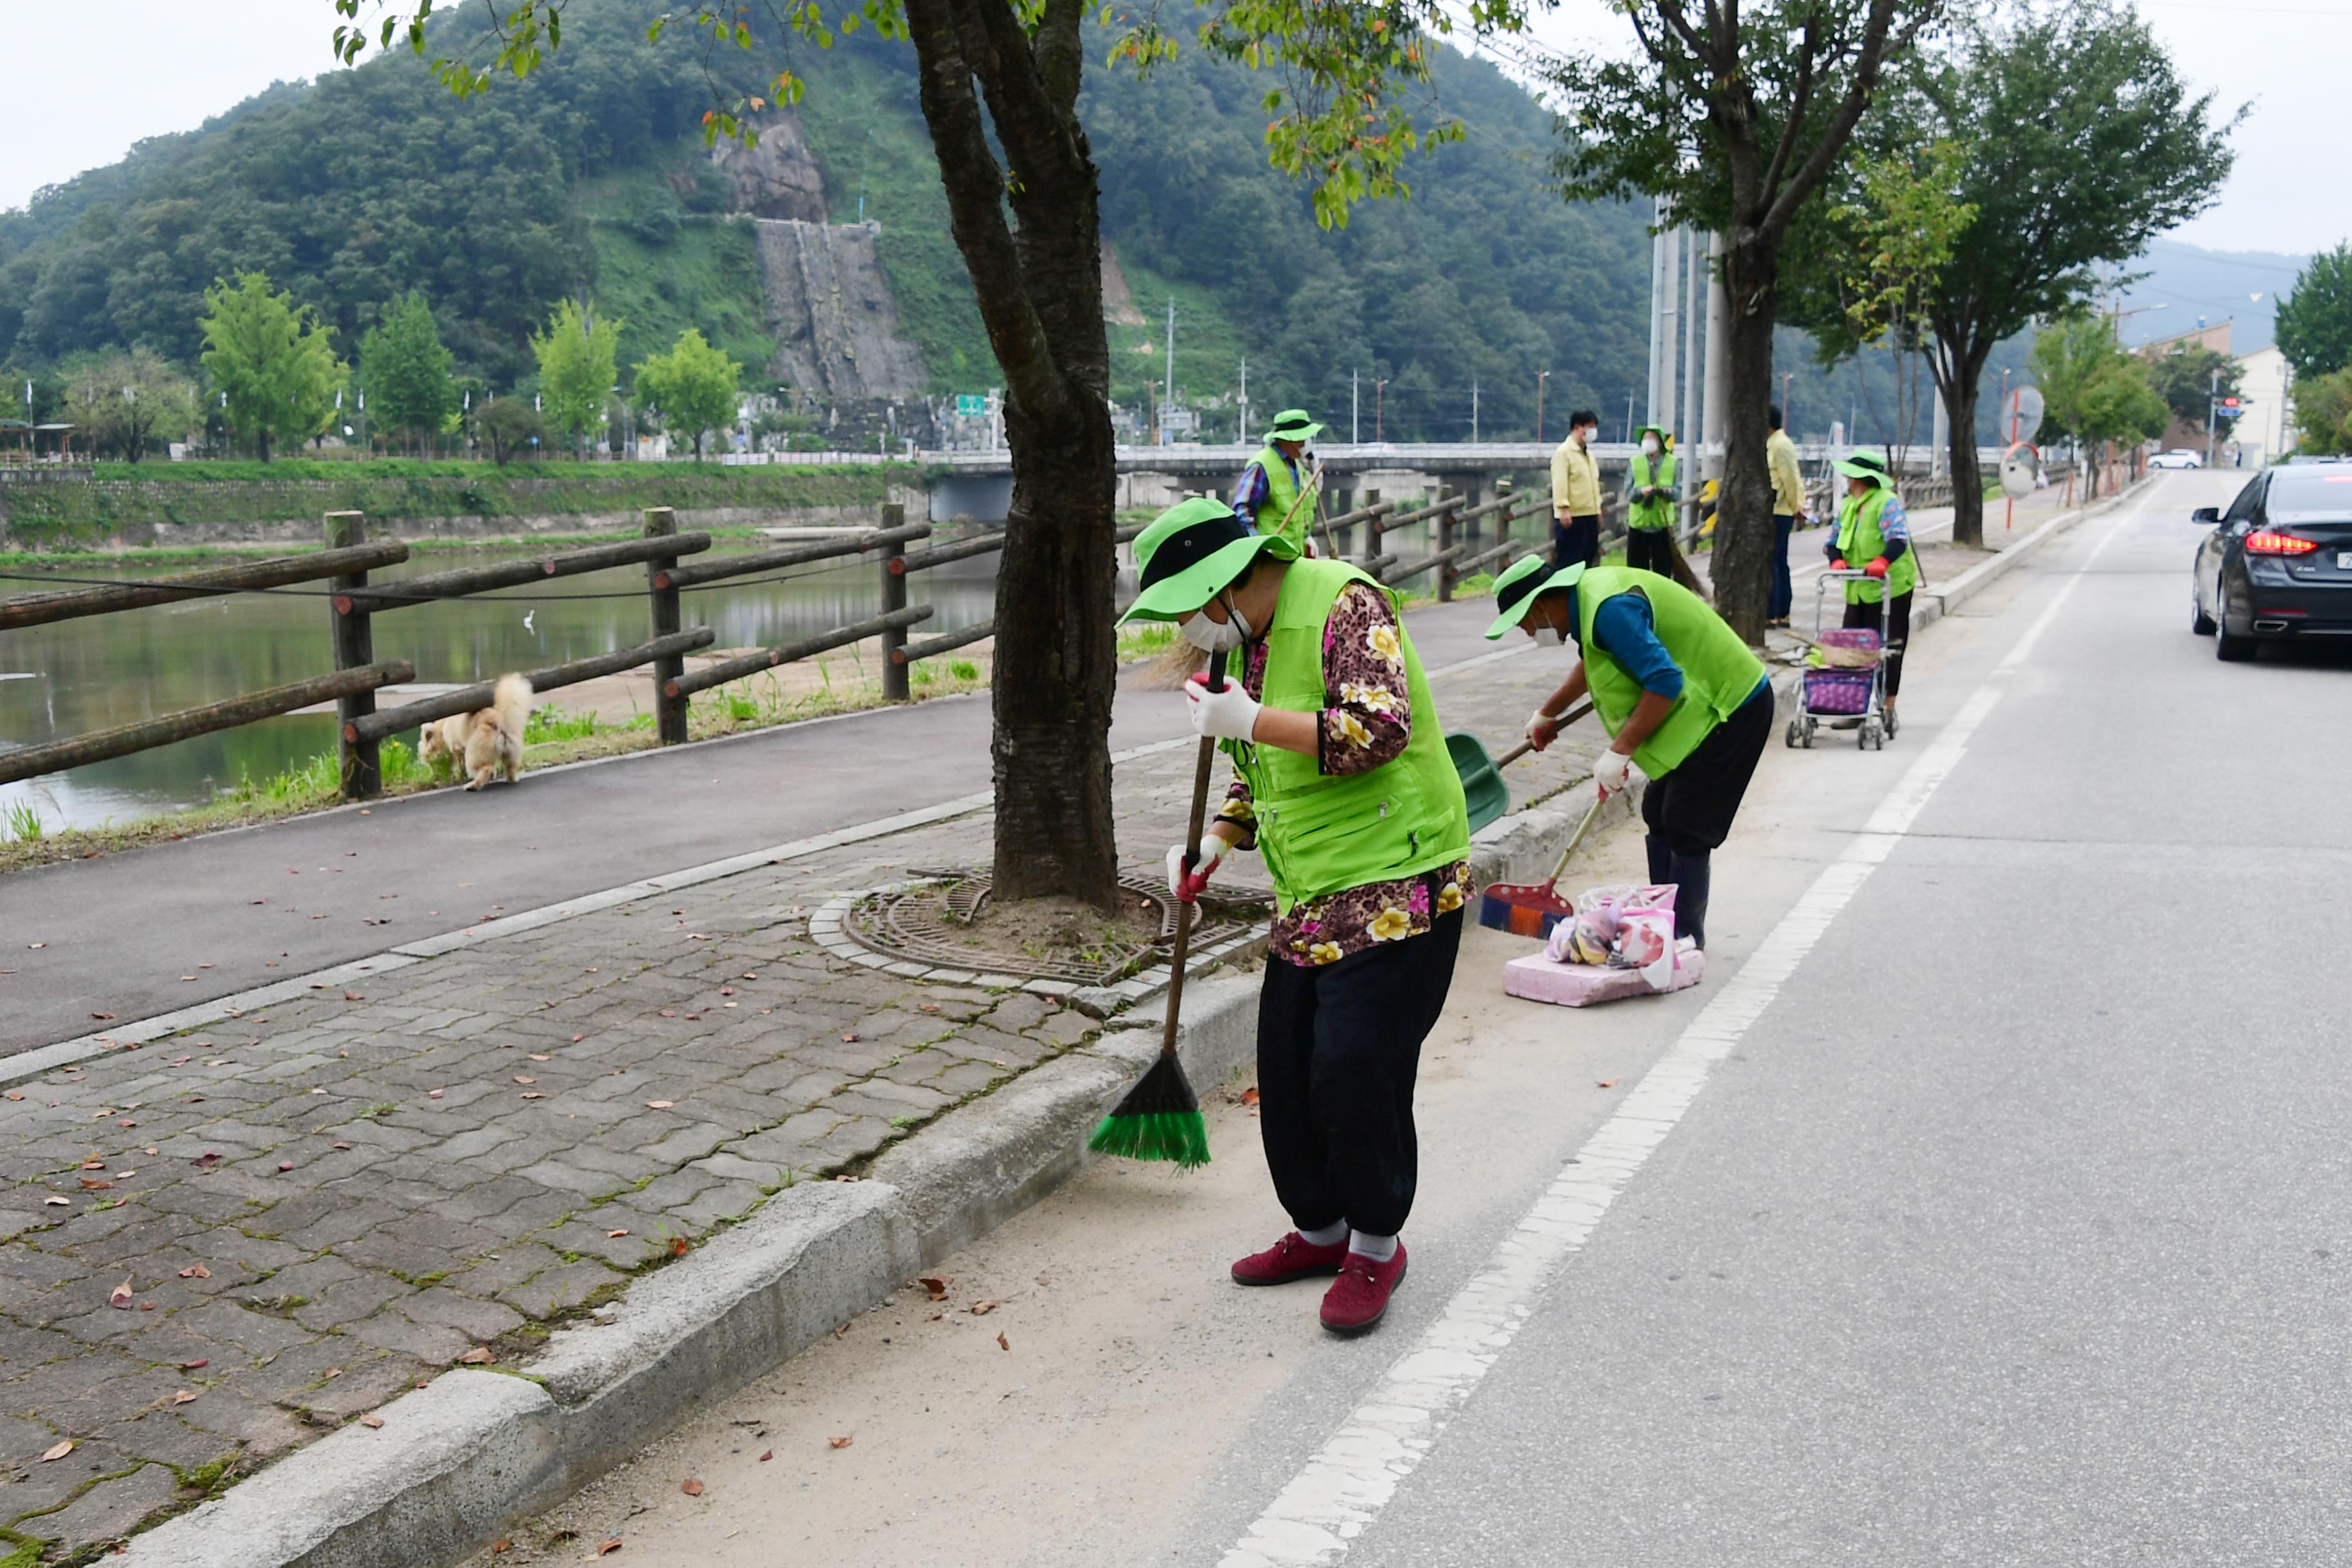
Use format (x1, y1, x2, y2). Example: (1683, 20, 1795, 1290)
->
(1088, 649, 1224, 1168)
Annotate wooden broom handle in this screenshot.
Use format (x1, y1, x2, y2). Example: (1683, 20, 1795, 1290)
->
(1161, 648, 1227, 1059)
(1493, 699, 1595, 770)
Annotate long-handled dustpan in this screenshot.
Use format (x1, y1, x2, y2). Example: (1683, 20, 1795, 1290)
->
(1446, 700, 1593, 835)
(1476, 789, 1608, 938)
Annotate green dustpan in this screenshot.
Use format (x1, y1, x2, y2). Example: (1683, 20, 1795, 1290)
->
(1448, 732, 1516, 835)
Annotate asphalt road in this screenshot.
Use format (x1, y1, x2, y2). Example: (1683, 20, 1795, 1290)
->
(0, 595, 1520, 1055)
(478, 471, 2352, 1566)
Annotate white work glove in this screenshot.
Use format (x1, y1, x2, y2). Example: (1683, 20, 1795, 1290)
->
(1185, 671, 1262, 742)
(1593, 749, 1634, 801)
(1524, 708, 1561, 753)
(1165, 836, 1230, 903)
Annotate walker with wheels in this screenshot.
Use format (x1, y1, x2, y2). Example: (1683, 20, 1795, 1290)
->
(1787, 569, 1898, 752)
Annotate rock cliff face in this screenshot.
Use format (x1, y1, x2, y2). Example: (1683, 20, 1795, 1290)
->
(751, 219, 932, 407)
(710, 115, 828, 222)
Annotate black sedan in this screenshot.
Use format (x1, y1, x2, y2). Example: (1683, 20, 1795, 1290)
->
(2193, 464, 2352, 660)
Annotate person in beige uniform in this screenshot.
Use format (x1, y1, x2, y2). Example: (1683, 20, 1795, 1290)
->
(1767, 404, 1807, 627)
(1549, 409, 1603, 569)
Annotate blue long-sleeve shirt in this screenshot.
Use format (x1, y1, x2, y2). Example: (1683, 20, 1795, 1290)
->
(1571, 585, 1684, 699)
(1231, 452, 1301, 531)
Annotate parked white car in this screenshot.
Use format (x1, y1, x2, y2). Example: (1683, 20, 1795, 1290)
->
(2150, 449, 2205, 469)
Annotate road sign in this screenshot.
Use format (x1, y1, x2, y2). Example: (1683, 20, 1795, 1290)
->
(1999, 442, 2039, 500)
(2005, 386, 2045, 438)
(955, 394, 988, 418)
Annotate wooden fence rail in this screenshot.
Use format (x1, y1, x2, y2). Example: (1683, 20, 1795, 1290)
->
(335, 533, 713, 615)
(668, 607, 934, 700)
(0, 544, 413, 632)
(0, 662, 414, 789)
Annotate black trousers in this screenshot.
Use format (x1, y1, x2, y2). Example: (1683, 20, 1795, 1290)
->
(1625, 527, 1674, 577)
(1551, 513, 1601, 570)
(1257, 908, 1463, 1239)
(1642, 682, 1773, 857)
(1843, 589, 1912, 700)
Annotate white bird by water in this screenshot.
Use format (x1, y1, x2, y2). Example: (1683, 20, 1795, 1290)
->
(522, 611, 535, 633)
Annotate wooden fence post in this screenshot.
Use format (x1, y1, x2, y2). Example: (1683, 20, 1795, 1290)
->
(645, 507, 688, 744)
(1436, 500, 1458, 602)
(1360, 489, 1380, 571)
(879, 502, 910, 701)
(326, 511, 380, 799)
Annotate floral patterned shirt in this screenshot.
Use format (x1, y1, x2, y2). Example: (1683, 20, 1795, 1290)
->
(1215, 582, 1475, 967)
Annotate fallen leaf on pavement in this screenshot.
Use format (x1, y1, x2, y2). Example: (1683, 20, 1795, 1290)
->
(169, 1389, 200, 1405)
(1239, 1086, 1261, 1106)
(193, 1151, 220, 1168)
(110, 1277, 135, 1309)
(43, 1196, 68, 1207)
(79, 1178, 112, 1190)
(597, 1539, 622, 1556)
(997, 1331, 1010, 1351)
(91, 1012, 115, 1021)
(1596, 1079, 1618, 1089)
(841, 1032, 859, 1042)
(918, 1003, 941, 1014)
(179, 1358, 208, 1371)
(343, 992, 364, 1001)
(971, 1300, 998, 1316)
(918, 1276, 952, 1298)
(513, 1075, 536, 1085)
(277, 1161, 295, 1172)
(460, 1347, 495, 1365)
(571, 1034, 585, 1043)
(491, 1541, 511, 1556)
(828, 1435, 853, 1449)
(520, 1092, 545, 1101)
(646, 1100, 674, 1110)
(671, 1237, 690, 1258)
(680, 1478, 705, 1497)
(323, 1367, 341, 1378)
(3, 1092, 19, 1101)
(758, 1449, 772, 1462)
(39, 1440, 72, 1462)
(359, 1413, 385, 1429)
(333, 1141, 352, 1150)
(659, 1010, 677, 1018)
(529, 1054, 551, 1062)
(926, 1312, 942, 1322)
(427, 1089, 444, 1100)
(606, 1230, 629, 1239)
(179, 1263, 211, 1279)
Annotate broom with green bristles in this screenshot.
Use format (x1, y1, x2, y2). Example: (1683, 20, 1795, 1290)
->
(1088, 649, 1227, 1169)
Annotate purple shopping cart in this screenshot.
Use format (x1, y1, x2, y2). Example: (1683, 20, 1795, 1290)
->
(1787, 571, 1896, 751)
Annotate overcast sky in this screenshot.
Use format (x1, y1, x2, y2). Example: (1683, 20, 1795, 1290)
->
(0, 0, 2339, 258)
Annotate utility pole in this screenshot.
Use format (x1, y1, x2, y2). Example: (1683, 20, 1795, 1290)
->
(1238, 357, 1248, 448)
(1376, 378, 1387, 444)
(1701, 231, 1729, 488)
(2207, 366, 2220, 467)
(1164, 297, 1176, 447)
(1680, 226, 1703, 541)
(1536, 369, 1550, 446)
(1352, 370, 1360, 444)
(1471, 379, 1480, 444)
(1652, 205, 1680, 431)
(1779, 371, 1794, 435)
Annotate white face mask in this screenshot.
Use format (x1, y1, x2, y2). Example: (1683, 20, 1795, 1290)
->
(1573, 429, 1591, 449)
(1180, 593, 1250, 653)
(1642, 437, 1662, 457)
(1533, 625, 1563, 649)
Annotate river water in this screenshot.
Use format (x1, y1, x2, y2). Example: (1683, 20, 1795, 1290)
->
(0, 544, 1001, 832)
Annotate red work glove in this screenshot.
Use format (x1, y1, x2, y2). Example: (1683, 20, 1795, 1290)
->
(1865, 556, 1889, 580)
(1830, 558, 1850, 571)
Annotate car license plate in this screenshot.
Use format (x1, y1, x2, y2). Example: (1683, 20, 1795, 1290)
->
(2341, 552, 2352, 570)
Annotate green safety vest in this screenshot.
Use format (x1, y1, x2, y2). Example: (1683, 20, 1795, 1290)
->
(1834, 485, 1920, 605)
(1574, 565, 1766, 778)
(1224, 559, 1472, 914)
(1627, 451, 1677, 532)
(1250, 446, 1317, 554)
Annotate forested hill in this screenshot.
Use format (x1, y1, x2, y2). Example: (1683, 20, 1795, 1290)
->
(0, 0, 1654, 442)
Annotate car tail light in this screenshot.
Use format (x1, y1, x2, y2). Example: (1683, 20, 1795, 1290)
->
(2245, 529, 2320, 556)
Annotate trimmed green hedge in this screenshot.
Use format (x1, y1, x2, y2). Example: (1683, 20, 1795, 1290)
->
(0, 462, 923, 542)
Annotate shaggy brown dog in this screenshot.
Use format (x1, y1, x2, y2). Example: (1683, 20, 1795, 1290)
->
(419, 674, 532, 790)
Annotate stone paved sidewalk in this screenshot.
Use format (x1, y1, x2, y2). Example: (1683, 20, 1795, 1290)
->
(0, 632, 1600, 1560)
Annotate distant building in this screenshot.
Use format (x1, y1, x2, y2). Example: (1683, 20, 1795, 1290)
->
(2234, 345, 2293, 466)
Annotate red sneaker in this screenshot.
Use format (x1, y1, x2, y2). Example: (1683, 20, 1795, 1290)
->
(1319, 1243, 1409, 1335)
(1231, 1231, 1350, 1286)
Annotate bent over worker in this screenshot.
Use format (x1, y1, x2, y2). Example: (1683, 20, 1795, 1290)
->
(1485, 553, 1770, 951)
(1623, 425, 1678, 578)
(1121, 498, 1474, 1337)
(1232, 408, 1324, 556)
(1825, 451, 1917, 721)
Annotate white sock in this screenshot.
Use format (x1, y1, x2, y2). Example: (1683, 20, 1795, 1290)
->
(1298, 1221, 1348, 1248)
(1348, 1230, 1398, 1262)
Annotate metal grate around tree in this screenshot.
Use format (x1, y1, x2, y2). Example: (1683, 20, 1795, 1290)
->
(841, 868, 1264, 988)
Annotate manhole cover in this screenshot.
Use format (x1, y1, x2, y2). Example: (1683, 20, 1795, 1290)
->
(840, 868, 1262, 988)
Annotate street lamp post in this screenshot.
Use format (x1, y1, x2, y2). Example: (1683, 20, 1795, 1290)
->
(1536, 369, 1549, 445)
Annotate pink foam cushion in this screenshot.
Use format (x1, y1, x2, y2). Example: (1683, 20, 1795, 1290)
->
(1502, 948, 1707, 1007)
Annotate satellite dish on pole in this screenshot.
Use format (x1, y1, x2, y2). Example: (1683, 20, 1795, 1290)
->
(2006, 386, 2045, 440)
(2000, 442, 2039, 500)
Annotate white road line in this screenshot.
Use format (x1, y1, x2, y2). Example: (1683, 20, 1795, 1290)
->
(1212, 499, 2148, 1568)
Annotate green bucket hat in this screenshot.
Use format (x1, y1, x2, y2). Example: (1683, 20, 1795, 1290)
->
(1119, 497, 1298, 624)
(1484, 553, 1585, 640)
(1834, 451, 1893, 485)
(1265, 408, 1324, 444)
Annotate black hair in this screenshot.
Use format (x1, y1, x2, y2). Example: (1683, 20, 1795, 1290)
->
(1769, 405, 1783, 431)
(1569, 409, 1599, 431)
